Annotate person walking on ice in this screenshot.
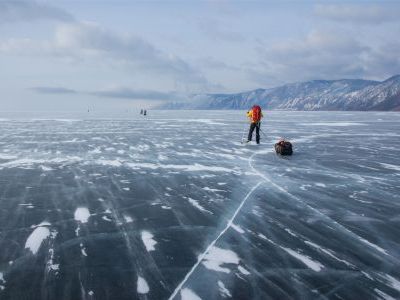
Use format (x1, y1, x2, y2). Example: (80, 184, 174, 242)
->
(246, 105, 263, 144)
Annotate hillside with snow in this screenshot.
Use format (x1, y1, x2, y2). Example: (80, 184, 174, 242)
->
(161, 75, 400, 111)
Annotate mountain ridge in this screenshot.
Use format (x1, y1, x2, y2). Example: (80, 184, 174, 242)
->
(160, 75, 400, 111)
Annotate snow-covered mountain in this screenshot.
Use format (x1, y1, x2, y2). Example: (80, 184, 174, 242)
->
(161, 75, 400, 111)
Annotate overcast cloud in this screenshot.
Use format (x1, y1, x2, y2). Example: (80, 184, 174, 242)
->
(0, 0, 74, 23)
(30, 87, 78, 94)
(1, 22, 211, 91)
(30, 85, 188, 102)
(314, 4, 400, 24)
(250, 30, 373, 85)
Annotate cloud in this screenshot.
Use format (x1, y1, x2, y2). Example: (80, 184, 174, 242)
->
(55, 22, 215, 91)
(30, 87, 78, 94)
(90, 87, 188, 101)
(29, 85, 189, 102)
(55, 23, 198, 77)
(0, 0, 75, 23)
(314, 4, 400, 24)
(360, 40, 400, 79)
(196, 56, 240, 71)
(249, 30, 384, 86)
(198, 18, 244, 42)
(0, 22, 213, 92)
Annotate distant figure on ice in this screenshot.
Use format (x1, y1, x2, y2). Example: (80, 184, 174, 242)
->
(246, 105, 263, 144)
(140, 109, 143, 115)
(143, 110, 147, 116)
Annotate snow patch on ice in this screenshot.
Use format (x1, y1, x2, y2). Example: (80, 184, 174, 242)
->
(89, 148, 102, 154)
(48, 263, 59, 271)
(129, 144, 150, 152)
(0, 156, 82, 169)
(180, 288, 202, 300)
(300, 184, 312, 191)
(187, 197, 212, 214)
(102, 215, 112, 222)
(158, 154, 168, 161)
(218, 280, 232, 298)
(349, 191, 372, 204)
(356, 236, 388, 255)
(284, 228, 298, 237)
(123, 215, 133, 223)
(231, 224, 245, 234)
(203, 187, 225, 193)
(25, 225, 51, 255)
(374, 289, 396, 300)
(141, 231, 157, 252)
(53, 119, 81, 122)
(0, 154, 17, 160)
(40, 165, 53, 171)
(281, 247, 324, 272)
(126, 162, 241, 174)
(181, 119, 226, 125)
(137, 276, 150, 294)
(384, 274, 400, 292)
(252, 210, 262, 218)
(302, 122, 366, 126)
(202, 247, 240, 273)
(380, 163, 400, 172)
(95, 159, 122, 167)
(200, 174, 216, 179)
(74, 207, 90, 223)
(304, 240, 353, 267)
(238, 265, 250, 275)
(361, 271, 374, 281)
(257, 233, 276, 244)
(80, 243, 88, 256)
(0, 271, 5, 290)
(46, 230, 59, 273)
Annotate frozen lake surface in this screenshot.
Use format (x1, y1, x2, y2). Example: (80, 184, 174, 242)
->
(0, 111, 399, 300)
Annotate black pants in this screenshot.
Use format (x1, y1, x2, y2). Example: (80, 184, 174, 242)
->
(248, 122, 260, 143)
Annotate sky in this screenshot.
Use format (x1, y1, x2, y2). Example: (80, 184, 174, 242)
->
(1, 0, 400, 111)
